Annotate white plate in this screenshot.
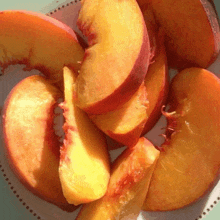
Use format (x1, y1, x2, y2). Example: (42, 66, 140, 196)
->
(0, 0, 220, 219)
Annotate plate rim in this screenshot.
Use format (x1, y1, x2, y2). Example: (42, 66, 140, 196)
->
(0, 0, 220, 219)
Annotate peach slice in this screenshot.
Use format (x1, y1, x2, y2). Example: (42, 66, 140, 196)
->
(139, 0, 220, 68)
(76, 137, 160, 219)
(2, 75, 76, 211)
(143, 68, 220, 211)
(90, 29, 168, 147)
(0, 10, 84, 88)
(59, 67, 110, 206)
(90, 82, 148, 147)
(75, 0, 151, 114)
(141, 29, 169, 135)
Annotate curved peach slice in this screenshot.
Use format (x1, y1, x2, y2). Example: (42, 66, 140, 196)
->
(0, 10, 84, 88)
(90, 82, 148, 147)
(59, 67, 110, 206)
(76, 137, 160, 220)
(75, 0, 151, 114)
(143, 68, 220, 211)
(2, 75, 76, 211)
(90, 29, 168, 147)
(140, 0, 220, 68)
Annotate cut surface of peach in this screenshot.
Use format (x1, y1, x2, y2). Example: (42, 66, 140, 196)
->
(143, 68, 220, 211)
(59, 67, 110, 206)
(2, 75, 76, 211)
(0, 10, 84, 87)
(76, 137, 160, 219)
(142, 0, 220, 68)
(75, 0, 150, 114)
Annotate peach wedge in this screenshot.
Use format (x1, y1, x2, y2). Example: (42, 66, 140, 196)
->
(75, 0, 151, 114)
(143, 68, 220, 211)
(59, 67, 110, 206)
(0, 10, 84, 88)
(141, 29, 169, 135)
(138, 0, 220, 68)
(76, 137, 160, 220)
(2, 75, 76, 211)
(90, 82, 148, 147)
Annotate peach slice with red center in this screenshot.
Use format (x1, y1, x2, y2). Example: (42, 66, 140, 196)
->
(2, 75, 76, 211)
(76, 137, 160, 219)
(138, 0, 220, 69)
(59, 67, 110, 206)
(143, 68, 220, 211)
(75, 0, 151, 114)
(0, 10, 84, 88)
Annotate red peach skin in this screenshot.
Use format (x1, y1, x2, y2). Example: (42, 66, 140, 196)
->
(2, 75, 77, 211)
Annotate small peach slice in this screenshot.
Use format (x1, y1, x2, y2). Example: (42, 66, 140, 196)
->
(2, 75, 75, 211)
(75, 0, 150, 114)
(143, 68, 220, 211)
(141, 0, 220, 68)
(76, 137, 160, 220)
(59, 67, 110, 206)
(0, 10, 84, 87)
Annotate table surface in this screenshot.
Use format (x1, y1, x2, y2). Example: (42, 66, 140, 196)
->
(0, 0, 220, 219)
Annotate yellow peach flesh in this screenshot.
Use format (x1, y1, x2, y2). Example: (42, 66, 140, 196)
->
(2, 75, 75, 210)
(59, 67, 110, 206)
(143, 68, 220, 211)
(0, 10, 84, 87)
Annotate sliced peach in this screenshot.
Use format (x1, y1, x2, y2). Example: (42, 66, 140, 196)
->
(141, 3, 169, 134)
(2, 75, 76, 211)
(139, 0, 220, 68)
(139, 1, 159, 59)
(90, 29, 168, 147)
(90, 82, 148, 147)
(0, 10, 84, 88)
(75, 0, 151, 114)
(143, 68, 220, 211)
(59, 67, 110, 206)
(76, 137, 160, 219)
